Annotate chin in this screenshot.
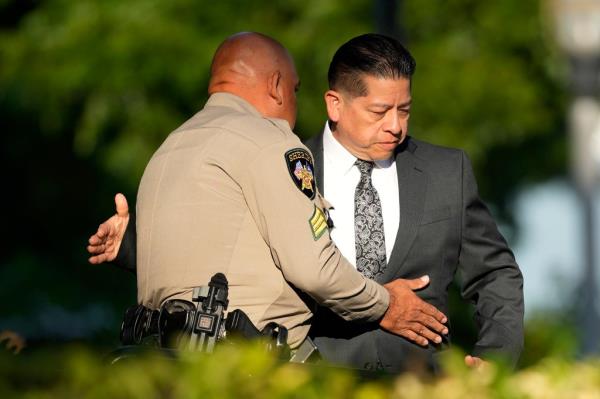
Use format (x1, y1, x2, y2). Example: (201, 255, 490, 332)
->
(369, 151, 394, 161)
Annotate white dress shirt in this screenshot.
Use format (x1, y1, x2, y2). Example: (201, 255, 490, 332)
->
(322, 122, 400, 268)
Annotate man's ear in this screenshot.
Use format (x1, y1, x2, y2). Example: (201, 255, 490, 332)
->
(324, 90, 342, 122)
(268, 71, 283, 105)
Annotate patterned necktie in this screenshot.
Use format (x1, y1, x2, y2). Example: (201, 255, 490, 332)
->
(354, 159, 387, 279)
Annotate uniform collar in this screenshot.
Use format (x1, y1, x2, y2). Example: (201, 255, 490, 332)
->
(205, 92, 263, 118)
(205, 92, 291, 131)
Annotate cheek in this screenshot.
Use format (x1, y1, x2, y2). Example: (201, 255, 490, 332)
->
(288, 96, 297, 110)
(351, 127, 379, 148)
(349, 116, 377, 141)
(401, 120, 409, 135)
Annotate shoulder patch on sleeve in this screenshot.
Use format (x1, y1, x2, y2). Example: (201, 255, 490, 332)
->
(309, 205, 328, 240)
(285, 148, 316, 200)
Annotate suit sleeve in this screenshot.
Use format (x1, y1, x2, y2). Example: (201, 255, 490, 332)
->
(237, 138, 389, 322)
(113, 210, 137, 273)
(457, 151, 524, 367)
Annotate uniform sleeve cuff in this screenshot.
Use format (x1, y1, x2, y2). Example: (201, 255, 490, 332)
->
(364, 279, 390, 321)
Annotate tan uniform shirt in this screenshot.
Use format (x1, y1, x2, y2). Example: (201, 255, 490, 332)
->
(136, 93, 389, 348)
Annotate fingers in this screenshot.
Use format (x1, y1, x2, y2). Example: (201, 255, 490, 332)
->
(400, 329, 428, 347)
(88, 233, 104, 245)
(88, 253, 108, 264)
(87, 242, 106, 255)
(88, 224, 110, 248)
(418, 313, 448, 335)
(420, 301, 448, 324)
(398, 324, 442, 346)
(115, 193, 129, 217)
(87, 243, 109, 264)
(0, 331, 26, 354)
(399, 314, 446, 345)
(87, 225, 112, 263)
(411, 323, 442, 345)
(88, 222, 110, 245)
(465, 355, 488, 370)
(402, 277, 447, 324)
(465, 355, 477, 367)
(380, 277, 449, 346)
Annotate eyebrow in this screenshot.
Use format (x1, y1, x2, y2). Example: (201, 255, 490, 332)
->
(369, 100, 412, 109)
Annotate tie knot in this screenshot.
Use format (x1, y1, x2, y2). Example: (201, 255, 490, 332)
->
(355, 159, 374, 177)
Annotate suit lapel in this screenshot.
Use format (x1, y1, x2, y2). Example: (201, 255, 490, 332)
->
(304, 133, 428, 283)
(376, 138, 428, 284)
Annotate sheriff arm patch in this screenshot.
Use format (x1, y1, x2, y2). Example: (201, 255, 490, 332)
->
(285, 148, 316, 200)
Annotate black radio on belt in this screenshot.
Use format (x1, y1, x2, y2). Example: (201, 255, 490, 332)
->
(155, 273, 229, 352)
(187, 272, 229, 352)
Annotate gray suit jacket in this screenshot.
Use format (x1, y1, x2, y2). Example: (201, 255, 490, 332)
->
(305, 132, 524, 372)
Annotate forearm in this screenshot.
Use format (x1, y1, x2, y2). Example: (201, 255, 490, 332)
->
(284, 240, 390, 322)
(459, 151, 524, 366)
(466, 265, 524, 366)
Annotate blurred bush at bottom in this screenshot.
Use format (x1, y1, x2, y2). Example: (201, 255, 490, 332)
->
(1, 339, 599, 399)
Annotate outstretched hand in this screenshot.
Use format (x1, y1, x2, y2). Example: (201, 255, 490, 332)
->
(0, 330, 26, 354)
(87, 193, 130, 264)
(379, 275, 448, 346)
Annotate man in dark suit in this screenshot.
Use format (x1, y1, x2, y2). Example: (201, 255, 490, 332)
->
(305, 34, 522, 372)
(88, 33, 523, 372)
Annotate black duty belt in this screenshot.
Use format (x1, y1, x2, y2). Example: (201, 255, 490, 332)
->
(119, 273, 299, 360)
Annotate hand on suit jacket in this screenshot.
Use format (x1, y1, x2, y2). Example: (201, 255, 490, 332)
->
(87, 193, 130, 264)
(379, 275, 448, 346)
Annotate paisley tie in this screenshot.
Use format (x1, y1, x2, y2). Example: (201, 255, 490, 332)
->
(354, 159, 387, 279)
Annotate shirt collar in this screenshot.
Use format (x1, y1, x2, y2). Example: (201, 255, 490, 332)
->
(323, 121, 357, 176)
(205, 92, 263, 117)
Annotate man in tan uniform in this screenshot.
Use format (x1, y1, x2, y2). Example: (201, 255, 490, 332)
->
(89, 32, 448, 349)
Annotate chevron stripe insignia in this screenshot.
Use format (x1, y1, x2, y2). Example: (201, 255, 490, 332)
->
(309, 205, 328, 240)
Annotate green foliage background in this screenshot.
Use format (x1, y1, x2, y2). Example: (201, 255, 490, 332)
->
(0, 0, 571, 365)
(1, 343, 597, 398)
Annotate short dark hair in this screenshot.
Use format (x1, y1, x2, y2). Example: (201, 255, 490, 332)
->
(328, 33, 416, 97)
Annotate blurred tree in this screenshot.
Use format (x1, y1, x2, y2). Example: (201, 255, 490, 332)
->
(404, 0, 567, 225)
(0, 0, 379, 187)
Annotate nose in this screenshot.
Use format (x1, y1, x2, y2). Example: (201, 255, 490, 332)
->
(383, 111, 401, 136)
